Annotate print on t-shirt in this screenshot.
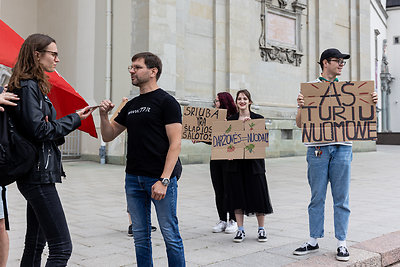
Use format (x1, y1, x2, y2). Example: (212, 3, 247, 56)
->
(113, 88, 182, 178)
(128, 107, 151, 115)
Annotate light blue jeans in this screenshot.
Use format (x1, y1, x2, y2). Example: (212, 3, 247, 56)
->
(306, 145, 352, 241)
(125, 174, 185, 267)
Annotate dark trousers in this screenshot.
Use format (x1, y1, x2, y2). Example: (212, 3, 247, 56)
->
(210, 160, 235, 222)
(17, 183, 72, 267)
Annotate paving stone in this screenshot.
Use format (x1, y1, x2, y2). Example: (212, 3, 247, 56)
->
(284, 247, 381, 267)
(352, 231, 400, 266)
(5, 145, 400, 266)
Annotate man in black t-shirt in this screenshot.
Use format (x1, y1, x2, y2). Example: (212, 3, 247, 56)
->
(100, 52, 185, 267)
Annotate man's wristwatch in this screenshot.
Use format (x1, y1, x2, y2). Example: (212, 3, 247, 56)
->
(161, 178, 170, 186)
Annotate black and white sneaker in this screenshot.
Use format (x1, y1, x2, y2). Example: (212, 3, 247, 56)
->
(233, 230, 245, 243)
(293, 242, 319, 255)
(336, 246, 350, 261)
(258, 228, 267, 242)
(127, 224, 133, 236)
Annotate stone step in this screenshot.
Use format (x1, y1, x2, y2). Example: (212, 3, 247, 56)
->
(352, 231, 400, 266)
(285, 231, 400, 267)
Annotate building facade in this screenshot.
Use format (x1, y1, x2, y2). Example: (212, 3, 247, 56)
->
(370, 0, 388, 132)
(0, 0, 376, 164)
(369, 0, 400, 134)
(386, 0, 400, 132)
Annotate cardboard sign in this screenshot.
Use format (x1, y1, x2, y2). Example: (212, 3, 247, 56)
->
(182, 106, 227, 142)
(211, 119, 269, 160)
(110, 98, 128, 122)
(300, 81, 377, 143)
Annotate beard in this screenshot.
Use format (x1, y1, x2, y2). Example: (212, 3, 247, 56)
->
(131, 75, 149, 87)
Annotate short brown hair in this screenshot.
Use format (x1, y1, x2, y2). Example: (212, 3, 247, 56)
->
(131, 52, 162, 81)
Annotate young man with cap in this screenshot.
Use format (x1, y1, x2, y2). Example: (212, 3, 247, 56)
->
(293, 48, 378, 261)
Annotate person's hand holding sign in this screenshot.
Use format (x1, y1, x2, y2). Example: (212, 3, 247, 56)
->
(242, 116, 251, 122)
(297, 93, 304, 108)
(371, 92, 378, 104)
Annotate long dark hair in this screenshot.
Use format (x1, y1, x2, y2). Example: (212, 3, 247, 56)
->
(217, 92, 237, 118)
(8, 33, 56, 95)
(235, 89, 253, 110)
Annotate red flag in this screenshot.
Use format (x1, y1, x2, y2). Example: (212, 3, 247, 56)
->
(0, 19, 98, 138)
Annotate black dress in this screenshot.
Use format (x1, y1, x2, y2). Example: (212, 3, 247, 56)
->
(226, 112, 273, 216)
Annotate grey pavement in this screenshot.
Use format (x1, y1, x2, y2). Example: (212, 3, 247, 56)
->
(6, 145, 400, 266)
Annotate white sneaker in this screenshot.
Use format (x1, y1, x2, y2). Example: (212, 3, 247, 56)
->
(225, 220, 238, 234)
(212, 220, 227, 233)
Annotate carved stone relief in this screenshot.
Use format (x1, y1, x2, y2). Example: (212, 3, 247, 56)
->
(278, 0, 288, 9)
(258, 0, 307, 66)
(260, 46, 302, 66)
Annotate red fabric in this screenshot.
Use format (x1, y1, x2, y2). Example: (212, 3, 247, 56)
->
(0, 19, 97, 138)
(0, 20, 23, 68)
(47, 71, 98, 138)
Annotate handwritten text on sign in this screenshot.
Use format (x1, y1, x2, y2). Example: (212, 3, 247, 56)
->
(300, 81, 377, 143)
(211, 119, 268, 160)
(181, 106, 227, 142)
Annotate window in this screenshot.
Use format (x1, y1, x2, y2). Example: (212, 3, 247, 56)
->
(394, 36, 400, 45)
(281, 129, 293, 140)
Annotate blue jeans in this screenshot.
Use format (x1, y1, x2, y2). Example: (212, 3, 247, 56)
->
(125, 174, 185, 267)
(306, 145, 352, 241)
(17, 183, 72, 267)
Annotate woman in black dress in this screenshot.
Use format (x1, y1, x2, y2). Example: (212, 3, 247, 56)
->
(226, 89, 273, 243)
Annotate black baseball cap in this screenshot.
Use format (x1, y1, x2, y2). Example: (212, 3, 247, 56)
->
(319, 48, 350, 63)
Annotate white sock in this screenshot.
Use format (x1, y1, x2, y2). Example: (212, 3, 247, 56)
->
(308, 237, 318, 246)
(337, 240, 347, 248)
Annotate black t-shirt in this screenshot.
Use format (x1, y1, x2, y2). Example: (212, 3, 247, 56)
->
(114, 88, 182, 178)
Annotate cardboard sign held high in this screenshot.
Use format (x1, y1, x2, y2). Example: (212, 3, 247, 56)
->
(182, 106, 227, 142)
(211, 119, 269, 160)
(300, 81, 377, 143)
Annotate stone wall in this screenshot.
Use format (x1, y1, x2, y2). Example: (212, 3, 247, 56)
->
(0, 0, 376, 164)
(100, 0, 375, 164)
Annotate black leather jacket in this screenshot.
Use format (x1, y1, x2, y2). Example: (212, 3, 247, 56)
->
(10, 79, 81, 184)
